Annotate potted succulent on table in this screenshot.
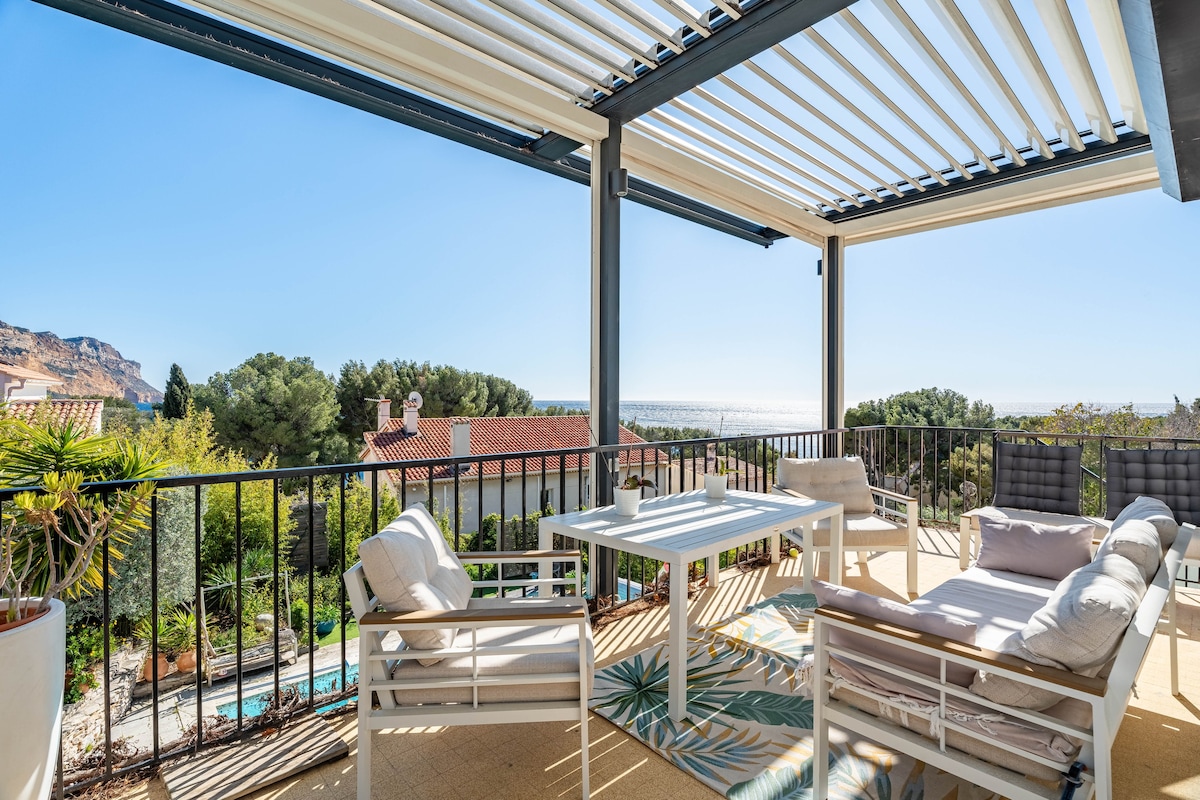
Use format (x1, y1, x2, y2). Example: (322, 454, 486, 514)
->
(614, 474, 655, 516)
(704, 458, 740, 500)
(0, 420, 160, 800)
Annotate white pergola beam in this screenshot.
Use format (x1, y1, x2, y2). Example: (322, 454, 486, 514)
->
(837, 152, 1159, 243)
(623, 128, 835, 244)
(1032, 0, 1117, 143)
(1084, 0, 1147, 133)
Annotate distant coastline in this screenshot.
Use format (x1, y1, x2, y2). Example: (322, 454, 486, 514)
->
(533, 400, 1174, 437)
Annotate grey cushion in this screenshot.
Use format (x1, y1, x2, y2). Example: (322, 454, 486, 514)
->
(992, 442, 1083, 515)
(1094, 519, 1162, 583)
(776, 456, 875, 514)
(813, 580, 978, 686)
(975, 517, 1095, 580)
(970, 554, 1146, 709)
(1104, 449, 1200, 526)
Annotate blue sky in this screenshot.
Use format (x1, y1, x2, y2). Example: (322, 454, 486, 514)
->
(2, 0, 1198, 408)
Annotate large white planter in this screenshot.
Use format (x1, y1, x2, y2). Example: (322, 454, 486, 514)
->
(0, 598, 66, 800)
(614, 488, 641, 516)
(704, 474, 728, 500)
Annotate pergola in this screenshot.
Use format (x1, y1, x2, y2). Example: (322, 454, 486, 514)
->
(38, 0, 1198, 483)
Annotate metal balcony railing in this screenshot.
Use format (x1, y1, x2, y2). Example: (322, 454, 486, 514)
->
(11, 424, 1197, 794)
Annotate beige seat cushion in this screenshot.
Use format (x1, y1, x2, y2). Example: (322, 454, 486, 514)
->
(805, 512, 908, 548)
(776, 457, 875, 514)
(389, 598, 594, 705)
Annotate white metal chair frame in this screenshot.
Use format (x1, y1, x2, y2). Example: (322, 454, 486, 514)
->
(773, 479, 919, 596)
(345, 549, 590, 800)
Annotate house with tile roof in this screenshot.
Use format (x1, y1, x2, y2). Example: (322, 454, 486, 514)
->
(0, 362, 104, 435)
(360, 402, 675, 532)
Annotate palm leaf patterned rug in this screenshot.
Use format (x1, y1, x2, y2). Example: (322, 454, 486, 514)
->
(590, 588, 1002, 800)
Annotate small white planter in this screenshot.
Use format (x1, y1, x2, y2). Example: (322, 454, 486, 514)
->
(0, 598, 66, 800)
(614, 488, 641, 516)
(704, 474, 728, 500)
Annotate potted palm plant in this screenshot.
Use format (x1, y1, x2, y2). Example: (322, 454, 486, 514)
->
(0, 419, 161, 800)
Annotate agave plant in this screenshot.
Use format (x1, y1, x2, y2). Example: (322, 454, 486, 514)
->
(0, 418, 165, 622)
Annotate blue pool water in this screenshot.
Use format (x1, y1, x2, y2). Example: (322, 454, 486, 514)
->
(217, 663, 359, 719)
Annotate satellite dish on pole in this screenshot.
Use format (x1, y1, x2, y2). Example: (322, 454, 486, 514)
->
(408, 391, 424, 409)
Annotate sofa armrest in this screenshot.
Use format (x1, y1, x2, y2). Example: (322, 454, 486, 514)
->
(772, 484, 811, 500)
(814, 606, 1107, 697)
(456, 549, 582, 561)
(869, 486, 917, 506)
(360, 599, 588, 630)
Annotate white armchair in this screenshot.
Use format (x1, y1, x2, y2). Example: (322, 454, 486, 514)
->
(773, 456, 918, 596)
(345, 505, 592, 800)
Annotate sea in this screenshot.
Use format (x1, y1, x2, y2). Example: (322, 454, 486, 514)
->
(532, 400, 1174, 437)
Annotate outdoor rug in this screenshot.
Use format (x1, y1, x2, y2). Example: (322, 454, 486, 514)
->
(589, 588, 1003, 800)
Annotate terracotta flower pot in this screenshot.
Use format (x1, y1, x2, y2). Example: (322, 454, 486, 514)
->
(175, 649, 198, 674)
(142, 651, 170, 682)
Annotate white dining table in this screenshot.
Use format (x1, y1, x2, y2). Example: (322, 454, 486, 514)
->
(538, 489, 844, 720)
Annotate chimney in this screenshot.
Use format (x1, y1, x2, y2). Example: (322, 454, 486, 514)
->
(404, 400, 420, 435)
(376, 399, 391, 432)
(451, 418, 471, 459)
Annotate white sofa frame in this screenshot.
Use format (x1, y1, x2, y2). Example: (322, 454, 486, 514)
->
(345, 549, 590, 800)
(812, 526, 1191, 800)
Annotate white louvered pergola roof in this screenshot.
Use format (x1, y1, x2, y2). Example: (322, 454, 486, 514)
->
(73, 0, 1194, 247)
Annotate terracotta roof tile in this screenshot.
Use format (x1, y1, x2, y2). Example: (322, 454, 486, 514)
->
(3, 399, 104, 434)
(362, 415, 668, 483)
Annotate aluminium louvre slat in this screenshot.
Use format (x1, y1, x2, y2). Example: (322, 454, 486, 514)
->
(406, 0, 617, 93)
(977, 0, 1086, 152)
(644, 0, 712, 37)
(360, 0, 598, 99)
(665, 98, 864, 206)
(762, 51, 943, 190)
(690, 86, 884, 202)
(801, 30, 971, 181)
(710, 0, 742, 22)
(530, 0, 658, 68)
(630, 121, 826, 214)
(835, 9, 998, 174)
(923, 0, 1055, 160)
(184, 0, 594, 128)
(1032, 0, 1117, 143)
(647, 106, 850, 208)
(478, 0, 639, 81)
(1082, 0, 1146, 134)
(875, 0, 1025, 167)
(710, 77, 904, 199)
(598, 0, 685, 53)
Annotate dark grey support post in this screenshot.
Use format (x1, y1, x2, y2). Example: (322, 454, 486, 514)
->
(592, 118, 622, 599)
(821, 235, 844, 457)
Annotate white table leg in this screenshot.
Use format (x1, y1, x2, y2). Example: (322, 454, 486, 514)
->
(829, 508, 844, 586)
(707, 555, 720, 588)
(537, 522, 553, 597)
(770, 526, 780, 563)
(668, 558, 688, 721)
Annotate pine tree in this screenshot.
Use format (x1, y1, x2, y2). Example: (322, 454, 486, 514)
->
(162, 363, 192, 420)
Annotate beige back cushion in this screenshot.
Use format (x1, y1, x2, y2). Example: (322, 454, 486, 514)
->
(358, 505, 473, 663)
(776, 456, 875, 514)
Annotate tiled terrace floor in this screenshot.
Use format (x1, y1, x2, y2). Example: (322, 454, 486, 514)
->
(115, 526, 1200, 800)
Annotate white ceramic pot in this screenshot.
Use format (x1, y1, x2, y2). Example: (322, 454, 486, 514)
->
(704, 474, 728, 500)
(614, 488, 641, 516)
(0, 598, 66, 800)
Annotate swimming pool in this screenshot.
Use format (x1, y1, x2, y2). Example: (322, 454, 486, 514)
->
(216, 663, 359, 720)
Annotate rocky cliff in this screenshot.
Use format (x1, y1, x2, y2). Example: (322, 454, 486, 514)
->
(0, 320, 163, 403)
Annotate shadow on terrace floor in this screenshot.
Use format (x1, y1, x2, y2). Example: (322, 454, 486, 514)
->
(110, 527, 1200, 800)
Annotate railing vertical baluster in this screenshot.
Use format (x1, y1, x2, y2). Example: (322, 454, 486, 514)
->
(101, 515, 113, 782)
(273, 479, 281, 708)
(307, 475, 315, 706)
(339, 475, 348, 689)
(149, 492, 160, 760)
(193, 484, 203, 751)
(234, 481, 243, 734)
